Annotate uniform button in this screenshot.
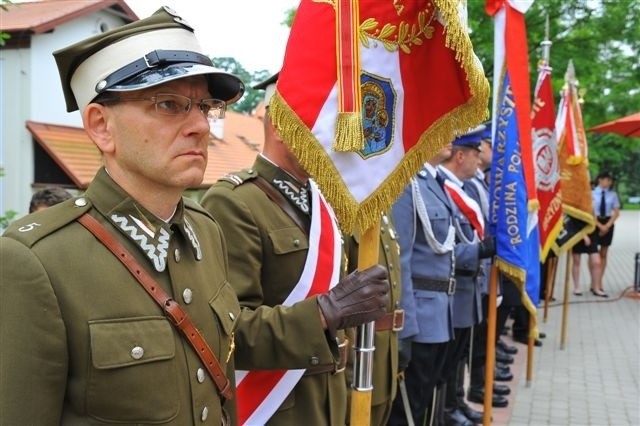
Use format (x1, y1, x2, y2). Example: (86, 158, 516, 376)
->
(293, 239, 300, 247)
(201, 406, 209, 421)
(174, 248, 181, 262)
(131, 346, 144, 360)
(74, 198, 87, 207)
(384, 244, 390, 251)
(197, 368, 206, 383)
(392, 281, 397, 287)
(389, 263, 394, 270)
(309, 356, 319, 366)
(228, 312, 235, 321)
(380, 227, 386, 234)
(183, 288, 193, 304)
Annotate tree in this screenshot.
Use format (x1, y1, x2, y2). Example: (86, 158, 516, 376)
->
(1, 1, 14, 47)
(467, 0, 640, 201)
(210, 57, 271, 114)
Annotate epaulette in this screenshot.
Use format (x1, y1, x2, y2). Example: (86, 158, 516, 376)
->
(217, 168, 259, 188)
(183, 197, 213, 219)
(2, 196, 92, 248)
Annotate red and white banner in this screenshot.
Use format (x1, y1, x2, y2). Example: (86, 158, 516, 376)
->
(235, 181, 342, 425)
(531, 63, 562, 261)
(270, 0, 490, 233)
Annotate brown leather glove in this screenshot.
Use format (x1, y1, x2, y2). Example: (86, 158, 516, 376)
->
(317, 264, 389, 337)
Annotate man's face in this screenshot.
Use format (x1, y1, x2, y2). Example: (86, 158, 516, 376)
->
(459, 148, 481, 180)
(479, 140, 492, 169)
(105, 76, 212, 193)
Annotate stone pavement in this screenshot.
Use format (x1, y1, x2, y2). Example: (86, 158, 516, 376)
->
(470, 210, 640, 425)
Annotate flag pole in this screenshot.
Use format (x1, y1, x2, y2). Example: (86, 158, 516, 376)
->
(350, 219, 381, 426)
(482, 263, 499, 426)
(560, 250, 572, 349)
(543, 256, 557, 322)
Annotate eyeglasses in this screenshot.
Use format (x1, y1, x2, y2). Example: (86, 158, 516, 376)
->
(102, 93, 226, 119)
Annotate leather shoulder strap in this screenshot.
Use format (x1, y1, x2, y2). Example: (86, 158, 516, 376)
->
(76, 213, 233, 401)
(252, 175, 309, 233)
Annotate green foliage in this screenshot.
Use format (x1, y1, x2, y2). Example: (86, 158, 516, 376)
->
(1, 0, 15, 46)
(211, 57, 271, 114)
(467, 0, 640, 201)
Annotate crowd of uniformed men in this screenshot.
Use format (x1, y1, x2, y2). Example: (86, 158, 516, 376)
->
(0, 6, 533, 426)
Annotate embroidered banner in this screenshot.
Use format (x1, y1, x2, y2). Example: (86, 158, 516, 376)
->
(552, 60, 595, 253)
(487, 0, 540, 318)
(270, 0, 490, 233)
(531, 62, 562, 261)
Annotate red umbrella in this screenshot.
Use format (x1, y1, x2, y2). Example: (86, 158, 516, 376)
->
(588, 112, 640, 137)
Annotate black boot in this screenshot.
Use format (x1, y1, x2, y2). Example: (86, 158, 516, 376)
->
(458, 399, 483, 424)
(466, 387, 509, 408)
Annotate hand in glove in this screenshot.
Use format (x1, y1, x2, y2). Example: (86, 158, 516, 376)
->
(317, 264, 389, 337)
(398, 338, 412, 372)
(478, 235, 496, 259)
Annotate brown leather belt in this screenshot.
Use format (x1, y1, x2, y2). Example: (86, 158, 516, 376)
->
(375, 309, 405, 332)
(304, 338, 349, 376)
(413, 277, 457, 295)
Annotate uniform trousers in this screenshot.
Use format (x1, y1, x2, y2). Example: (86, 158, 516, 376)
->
(442, 327, 472, 408)
(388, 341, 449, 426)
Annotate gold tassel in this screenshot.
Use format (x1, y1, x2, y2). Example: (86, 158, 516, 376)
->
(333, 112, 365, 152)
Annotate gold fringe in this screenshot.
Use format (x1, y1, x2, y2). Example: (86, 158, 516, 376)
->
(333, 112, 365, 151)
(540, 216, 563, 262)
(567, 155, 583, 165)
(552, 204, 596, 254)
(270, 0, 490, 234)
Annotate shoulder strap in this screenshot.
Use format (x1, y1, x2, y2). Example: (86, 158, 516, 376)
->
(76, 213, 233, 401)
(252, 175, 309, 233)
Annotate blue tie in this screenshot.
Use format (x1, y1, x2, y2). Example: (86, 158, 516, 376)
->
(599, 190, 606, 217)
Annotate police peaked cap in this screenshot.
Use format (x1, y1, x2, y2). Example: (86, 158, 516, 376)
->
(54, 6, 244, 112)
(452, 124, 486, 152)
(253, 72, 279, 106)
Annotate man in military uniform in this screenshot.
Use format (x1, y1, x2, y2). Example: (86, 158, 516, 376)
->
(1, 8, 247, 424)
(437, 132, 496, 426)
(200, 74, 389, 425)
(345, 212, 403, 425)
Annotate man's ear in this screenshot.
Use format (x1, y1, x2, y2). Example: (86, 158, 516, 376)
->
(83, 103, 115, 154)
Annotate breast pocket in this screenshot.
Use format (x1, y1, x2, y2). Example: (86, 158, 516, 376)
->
(87, 316, 179, 423)
(209, 281, 241, 364)
(269, 226, 309, 255)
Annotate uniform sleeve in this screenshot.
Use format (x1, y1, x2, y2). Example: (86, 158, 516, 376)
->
(0, 237, 68, 423)
(200, 187, 337, 370)
(391, 185, 419, 339)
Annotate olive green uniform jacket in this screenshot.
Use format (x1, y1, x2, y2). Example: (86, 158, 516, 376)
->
(0, 169, 240, 425)
(200, 156, 348, 425)
(346, 213, 401, 425)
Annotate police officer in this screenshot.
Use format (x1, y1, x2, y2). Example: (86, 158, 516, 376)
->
(200, 73, 389, 425)
(387, 144, 461, 426)
(437, 130, 496, 426)
(345, 212, 403, 425)
(1, 7, 247, 424)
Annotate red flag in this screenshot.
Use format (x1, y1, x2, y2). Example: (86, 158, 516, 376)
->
(553, 60, 595, 252)
(531, 63, 562, 261)
(271, 0, 490, 232)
